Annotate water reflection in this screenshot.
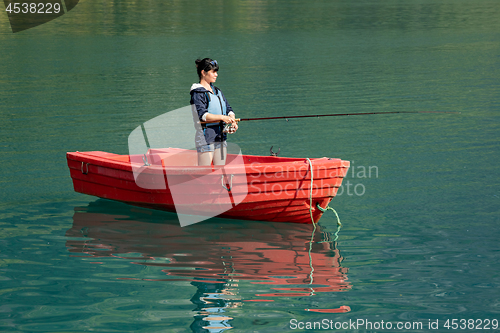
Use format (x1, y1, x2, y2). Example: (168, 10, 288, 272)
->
(66, 200, 350, 332)
(190, 280, 239, 332)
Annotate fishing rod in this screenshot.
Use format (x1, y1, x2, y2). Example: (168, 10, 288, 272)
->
(200, 110, 459, 124)
(237, 110, 458, 122)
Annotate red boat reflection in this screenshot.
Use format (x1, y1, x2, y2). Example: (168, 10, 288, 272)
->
(66, 200, 351, 331)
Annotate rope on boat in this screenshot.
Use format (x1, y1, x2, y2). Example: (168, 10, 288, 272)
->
(317, 203, 342, 242)
(306, 158, 317, 291)
(306, 157, 344, 290)
(306, 158, 316, 230)
(305, 158, 343, 236)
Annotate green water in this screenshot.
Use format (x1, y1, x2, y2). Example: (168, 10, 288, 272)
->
(1, 1, 499, 332)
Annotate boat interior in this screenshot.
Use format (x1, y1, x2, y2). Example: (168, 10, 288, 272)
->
(101, 148, 310, 167)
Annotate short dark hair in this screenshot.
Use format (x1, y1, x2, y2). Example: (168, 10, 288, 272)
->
(195, 58, 219, 79)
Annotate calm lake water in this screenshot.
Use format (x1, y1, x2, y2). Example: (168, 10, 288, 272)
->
(1, 1, 499, 332)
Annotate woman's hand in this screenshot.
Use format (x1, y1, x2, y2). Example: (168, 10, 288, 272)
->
(221, 116, 236, 124)
(228, 122, 238, 134)
(227, 114, 238, 133)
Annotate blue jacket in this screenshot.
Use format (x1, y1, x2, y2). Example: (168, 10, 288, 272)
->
(190, 84, 234, 145)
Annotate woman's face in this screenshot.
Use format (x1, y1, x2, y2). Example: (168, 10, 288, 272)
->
(202, 69, 218, 84)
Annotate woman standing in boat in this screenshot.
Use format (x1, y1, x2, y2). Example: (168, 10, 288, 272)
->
(190, 58, 238, 166)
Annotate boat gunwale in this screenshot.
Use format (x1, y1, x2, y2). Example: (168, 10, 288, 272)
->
(67, 151, 349, 176)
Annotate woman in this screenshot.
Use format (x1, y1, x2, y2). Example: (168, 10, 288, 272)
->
(190, 58, 238, 166)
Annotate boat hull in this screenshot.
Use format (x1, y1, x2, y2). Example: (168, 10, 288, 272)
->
(67, 148, 349, 224)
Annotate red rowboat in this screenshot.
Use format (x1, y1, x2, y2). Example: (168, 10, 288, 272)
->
(66, 148, 349, 225)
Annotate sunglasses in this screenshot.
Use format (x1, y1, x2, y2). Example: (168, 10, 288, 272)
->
(203, 60, 218, 71)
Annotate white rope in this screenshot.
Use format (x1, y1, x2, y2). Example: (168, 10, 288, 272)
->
(306, 158, 316, 291)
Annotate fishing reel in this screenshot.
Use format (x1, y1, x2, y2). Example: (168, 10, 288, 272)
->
(223, 123, 236, 134)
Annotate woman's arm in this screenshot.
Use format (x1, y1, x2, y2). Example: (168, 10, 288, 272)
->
(204, 113, 236, 124)
(190, 91, 209, 121)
